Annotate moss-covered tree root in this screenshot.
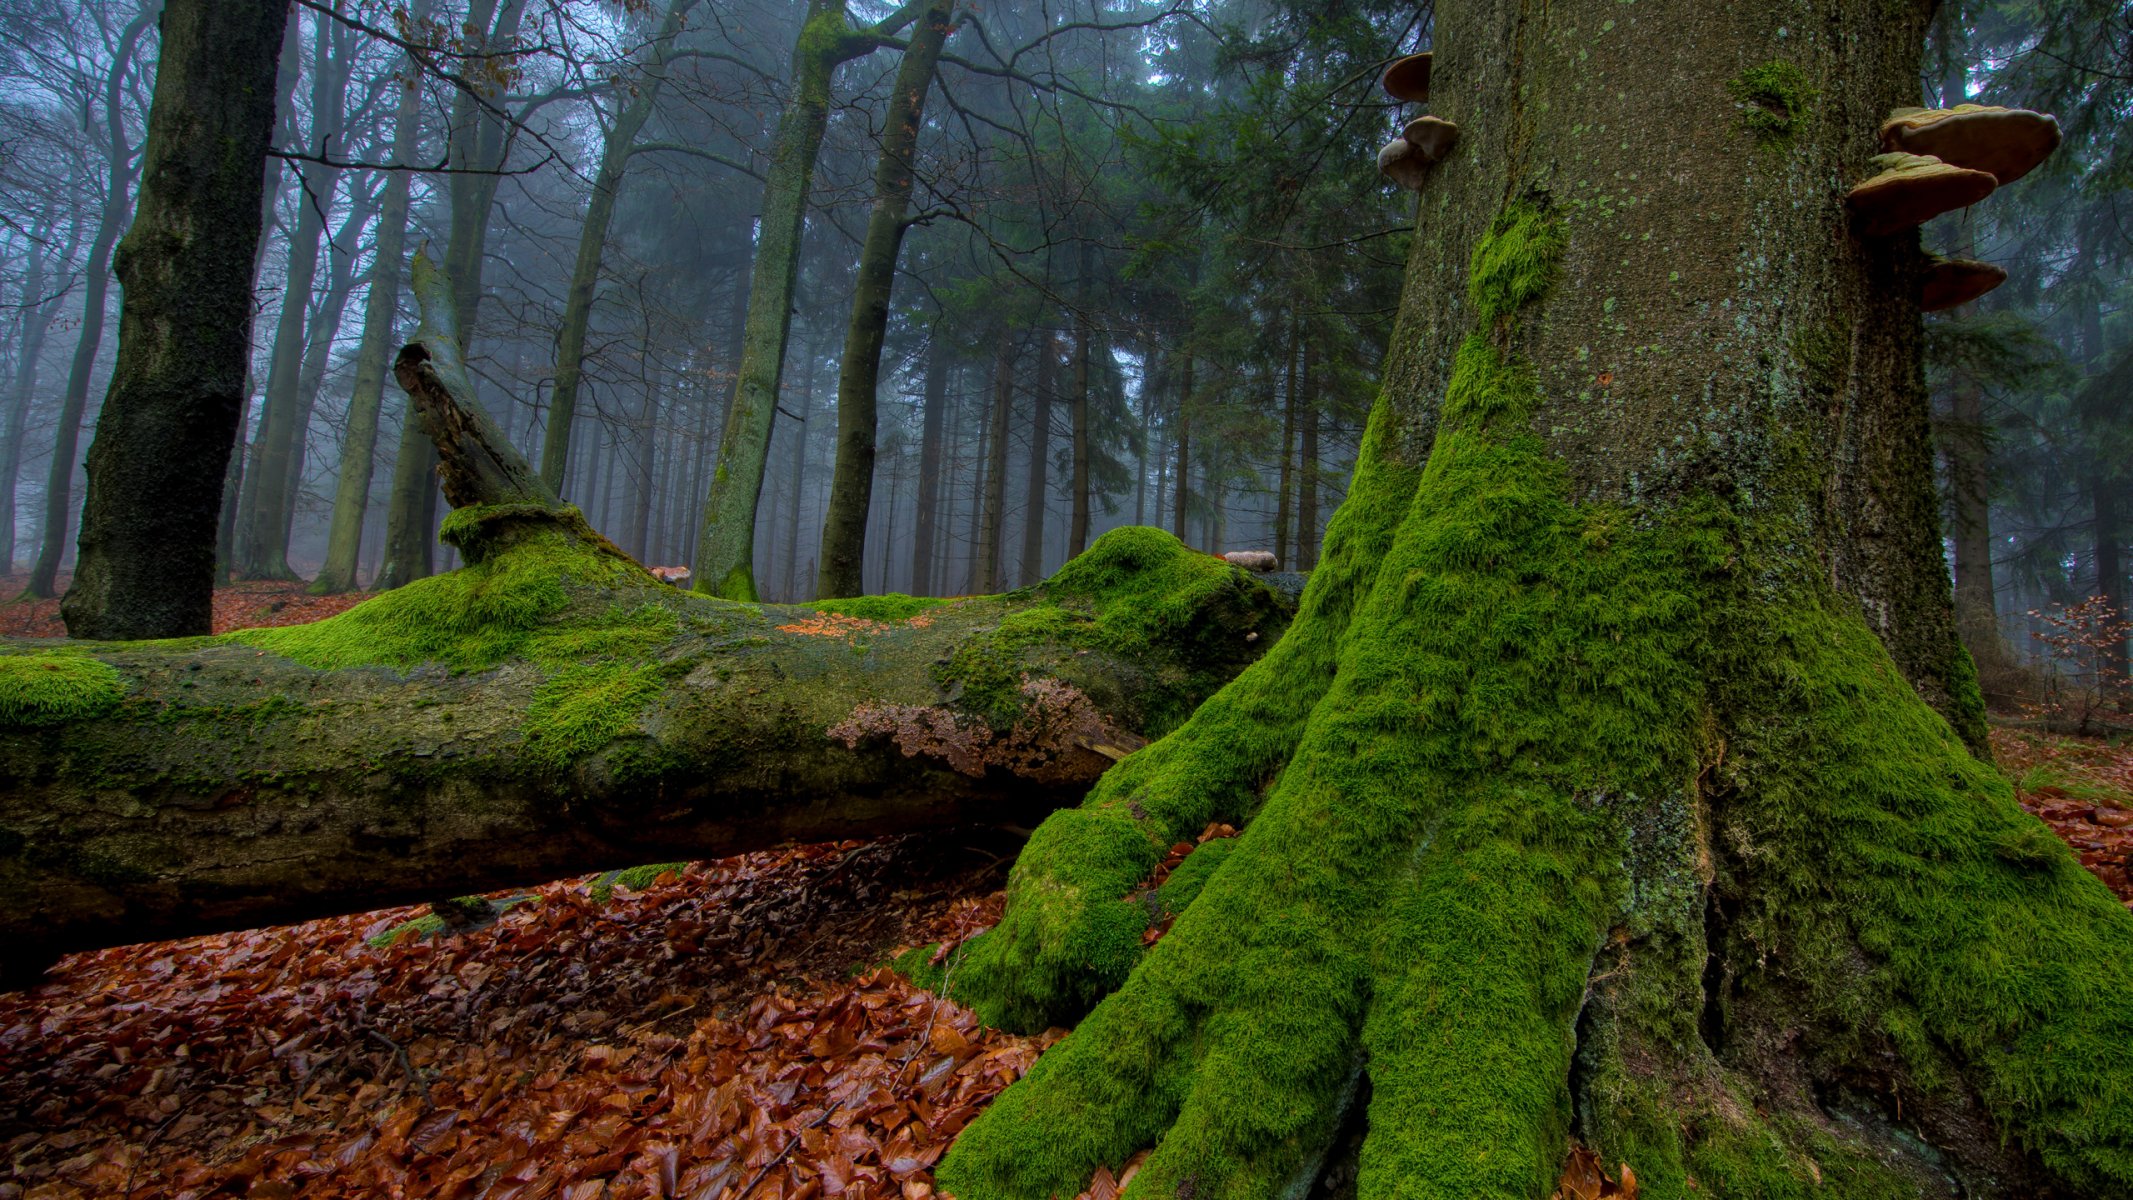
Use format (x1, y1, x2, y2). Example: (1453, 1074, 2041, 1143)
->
(0, 517, 1289, 985)
(933, 198, 2133, 1198)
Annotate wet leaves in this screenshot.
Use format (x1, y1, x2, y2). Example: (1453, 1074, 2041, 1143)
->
(0, 577, 366, 639)
(0, 834, 1050, 1199)
(1996, 727, 2133, 903)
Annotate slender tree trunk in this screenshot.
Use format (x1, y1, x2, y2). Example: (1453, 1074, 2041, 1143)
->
(21, 12, 155, 601)
(539, 0, 700, 494)
(1020, 333, 1054, 586)
(975, 326, 1015, 594)
(313, 0, 432, 594)
(816, 0, 953, 598)
(1133, 345, 1155, 529)
(1296, 338, 1320, 569)
(1946, 380, 2006, 683)
(1274, 315, 1298, 568)
(1170, 351, 1191, 544)
(781, 347, 818, 603)
(1068, 254, 1094, 557)
(0, 217, 73, 573)
(59, 0, 290, 639)
(910, 330, 950, 596)
(632, 372, 660, 559)
(2097, 479, 2126, 692)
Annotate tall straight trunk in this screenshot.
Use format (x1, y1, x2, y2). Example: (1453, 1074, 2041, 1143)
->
(1133, 344, 1155, 528)
(815, 0, 953, 599)
(313, 0, 432, 594)
(237, 8, 349, 580)
(1296, 339, 1320, 570)
(273, 191, 375, 570)
(2097, 480, 2126, 690)
(696, 0, 930, 600)
(540, 0, 701, 494)
(632, 372, 660, 559)
(1020, 333, 1054, 586)
(909, 329, 949, 595)
(1274, 315, 1299, 568)
(1946, 381, 2004, 677)
(974, 326, 1014, 594)
(780, 348, 818, 602)
(379, 0, 524, 589)
(1068, 268, 1094, 557)
(59, 0, 290, 639)
(958, 369, 984, 593)
(20, 8, 156, 600)
(0, 214, 75, 572)
(1170, 351, 1191, 544)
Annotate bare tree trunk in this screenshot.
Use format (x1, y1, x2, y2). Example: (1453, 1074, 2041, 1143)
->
(1296, 338, 1320, 570)
(0, 212, 77, 573)
(1020, 332, 1054, 586)
(1274, 314, 1298, 568)
(58, 0, 291, 639)
(313, 0, 432, 594)
(20, 9, 155, 601)
(817, 0, 953, 598)
(1068, 253, 1094, 557)
(1171, 351, 1191, 544)
(975, 326, 1015, 593)
(910, 330, 950, 595)
(539, 0, 701, 494)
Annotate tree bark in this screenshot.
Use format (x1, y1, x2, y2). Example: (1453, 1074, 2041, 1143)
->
(933, 3, 2128, 1197)
(312, 0, 433, 595)
(1296, 336, 1319, 569)
(1068, 253, 1094, 558)
(975, 326, 1015, 593)
(57, 0, 290, 640)
(1947, 380, 2007, 686)
(1020, 332, 1054, 587)
(539, 0, 701, 495)
(235, 8, 349, 582)
(817, 0, 954, 599)
(20, 8, 156, 601)
(1170, 350, 1191, 543)
(1274, 314, 1298, 569)
(910, 330, 950, 595)
(0, 212, 77, 573)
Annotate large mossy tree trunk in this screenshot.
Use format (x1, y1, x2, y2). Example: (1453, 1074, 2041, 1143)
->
(58, 0, 290, 640)
(932, 3, 2131, 1197)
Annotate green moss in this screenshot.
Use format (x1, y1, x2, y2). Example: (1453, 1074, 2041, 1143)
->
(523, 661, 665, 771)
(231, 519, 663, 673)
(1727, 60, 1816, 141)
(807, 593, 952, 622)
(0, 653, 126, 727)
(1152, 836, 1233, 916)
(590, 861, 691, 902)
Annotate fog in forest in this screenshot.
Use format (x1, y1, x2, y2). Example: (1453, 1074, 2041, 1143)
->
(0, 0, 2124, 672)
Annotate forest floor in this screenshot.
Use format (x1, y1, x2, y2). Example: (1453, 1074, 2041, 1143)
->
(0, 576, 366, 638)
(0, 584, 2127, 1198)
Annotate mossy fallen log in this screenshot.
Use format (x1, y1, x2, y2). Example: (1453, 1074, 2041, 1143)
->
(0, 518, 1289, 984)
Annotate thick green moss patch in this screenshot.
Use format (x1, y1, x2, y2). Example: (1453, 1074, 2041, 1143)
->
(1728, 59, 1816, 141)
(808, 593, 952, 622)
(0, 653, 126, 727)
(523, 661, 665, 771)
(230, 518, 663, 673)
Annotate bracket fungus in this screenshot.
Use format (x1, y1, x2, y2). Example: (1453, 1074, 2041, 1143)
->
(1879, 104, 2062, 185)
(1378, 115, 1460, 190)
(1920, 256, 2008, 312)
(1845, 152, 1995, 237)
(1379, 52, 1431, 103)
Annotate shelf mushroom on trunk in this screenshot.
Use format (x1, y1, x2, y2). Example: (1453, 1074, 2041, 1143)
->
(1379, 51, 1431, 103)
(1880, 103, 2062, 185)
(1378, 116, 1461, 190)
(1844, 151, 1995, 237)
(1921, 256, 2008, 312)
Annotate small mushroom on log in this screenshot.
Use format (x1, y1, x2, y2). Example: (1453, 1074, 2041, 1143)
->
(1380, 52, 1432, 103)
(1920, 256, 2007, 312)
(1844, 152, 1995, 237)
(1879, 104, 2061, 186)
(1378, 115, 1460, 190)
(1221, 550, 1279, 573)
